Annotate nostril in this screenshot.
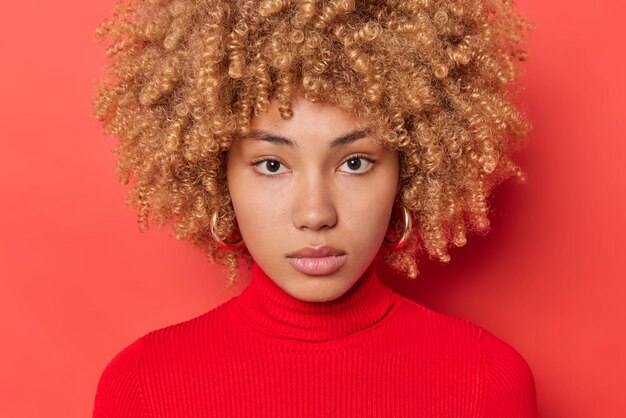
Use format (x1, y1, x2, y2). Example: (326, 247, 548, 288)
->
(293, 202, 338, 231)
(292, 178, 339, 231)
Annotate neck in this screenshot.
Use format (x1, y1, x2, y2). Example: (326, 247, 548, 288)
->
(229, 261, 398, 342)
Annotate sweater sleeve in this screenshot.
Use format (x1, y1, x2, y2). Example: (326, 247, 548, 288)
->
(93, 336, 148, 418)
(480, 329, 538, 417)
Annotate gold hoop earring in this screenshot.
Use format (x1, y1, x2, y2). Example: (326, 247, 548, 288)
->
(210, 211, 244, 251)
(384, 205, 413, 250)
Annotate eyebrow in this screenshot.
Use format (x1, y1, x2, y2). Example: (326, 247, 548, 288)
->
(244, 128, 371, 149)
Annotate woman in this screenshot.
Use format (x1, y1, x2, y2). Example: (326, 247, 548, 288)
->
(92, 0, 538, 416)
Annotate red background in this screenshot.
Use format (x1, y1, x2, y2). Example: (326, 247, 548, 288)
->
(1, 1, 624, 417)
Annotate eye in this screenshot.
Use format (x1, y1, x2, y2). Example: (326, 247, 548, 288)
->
(338, 155, 374, 174)
(252, 159, 289, 176)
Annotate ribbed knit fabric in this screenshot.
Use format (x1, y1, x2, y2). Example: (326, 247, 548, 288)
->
(93, 262, 538, 417)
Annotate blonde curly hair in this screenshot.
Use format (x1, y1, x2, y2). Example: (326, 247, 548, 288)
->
(92, 0, 534, 287)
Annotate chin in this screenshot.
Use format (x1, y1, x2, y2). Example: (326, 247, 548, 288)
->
(294, 292, 341, 303)
(287, 278, 351, 303)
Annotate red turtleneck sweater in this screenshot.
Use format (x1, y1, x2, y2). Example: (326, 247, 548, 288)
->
(93, 262, 538, 417)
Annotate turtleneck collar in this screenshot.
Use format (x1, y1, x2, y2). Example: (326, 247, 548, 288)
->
(229, 261, 398, 342)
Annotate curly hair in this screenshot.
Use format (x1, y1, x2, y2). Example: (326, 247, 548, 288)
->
(92, 0, 534, 287)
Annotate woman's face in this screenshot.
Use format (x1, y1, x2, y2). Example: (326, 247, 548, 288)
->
(226, 94, 399, 302)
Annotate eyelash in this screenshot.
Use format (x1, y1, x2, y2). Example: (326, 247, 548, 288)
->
(338, 154, 376, 175)
(250, 153, 376, 177)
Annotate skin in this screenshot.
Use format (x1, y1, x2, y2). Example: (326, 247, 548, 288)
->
(226, 94, 400, 302)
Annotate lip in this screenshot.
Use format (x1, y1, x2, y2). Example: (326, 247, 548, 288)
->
(287, 245, 345, 258)
(286, 246, 347, 276)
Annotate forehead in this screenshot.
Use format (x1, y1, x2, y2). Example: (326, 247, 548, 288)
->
(248, 95, 369, 142)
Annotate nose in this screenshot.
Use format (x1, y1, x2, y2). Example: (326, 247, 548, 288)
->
(291, 174, 338, 232)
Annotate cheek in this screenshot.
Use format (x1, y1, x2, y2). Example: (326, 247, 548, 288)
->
(228, 177, 287, 250)
(340, 182, 396, 251)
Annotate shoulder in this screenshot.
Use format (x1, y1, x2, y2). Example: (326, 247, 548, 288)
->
(479, 327, 535, 381)
(394, 295, 538, 416)
(394, 294, 485, 344)
(479, 328, 538, 417)
(140, 301, 232, 351)
(93, 336, 147, 417)
(97, 299, 232, 371)
(93, 302, 231, 416)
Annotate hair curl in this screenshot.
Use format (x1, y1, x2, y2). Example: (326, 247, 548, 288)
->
(92, 0, 534, 287)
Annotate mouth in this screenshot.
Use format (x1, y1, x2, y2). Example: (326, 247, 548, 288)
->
(286, 246, 347, 276)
